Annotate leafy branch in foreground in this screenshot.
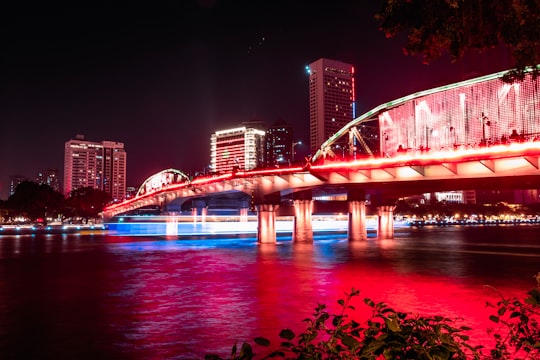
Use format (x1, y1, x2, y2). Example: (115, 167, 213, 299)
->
(205, 273, 540, 359)
(206, 288, 481, 359)
(485, 272, 540, 359)
(375, 0, 540, 82)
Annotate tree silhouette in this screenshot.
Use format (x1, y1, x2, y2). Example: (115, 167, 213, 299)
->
(376, 0, 540, 82)
(7, 181, 65, 221)
(65, 187, 111, 221)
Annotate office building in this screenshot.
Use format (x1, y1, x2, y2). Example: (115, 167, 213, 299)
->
(307, 58, 356, 155)
(210, 125, 265, 173)
(36, 169, 60, 192)
(264, 120, 294, 167)
(63, 135, 127, 201)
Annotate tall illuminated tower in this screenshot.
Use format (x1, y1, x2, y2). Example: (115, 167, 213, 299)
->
(307, 58, 356, 155)
(63, 135, 127, 201)
(265, 120, 294, 167)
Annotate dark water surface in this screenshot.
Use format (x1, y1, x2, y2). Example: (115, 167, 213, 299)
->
(0, 225, 539, 359)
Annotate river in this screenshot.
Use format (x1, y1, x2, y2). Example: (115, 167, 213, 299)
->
(0, 224, 539, 359)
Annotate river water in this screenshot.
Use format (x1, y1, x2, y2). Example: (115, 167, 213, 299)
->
(0, 224, 539, 359)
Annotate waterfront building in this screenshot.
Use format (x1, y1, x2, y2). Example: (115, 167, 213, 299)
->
(35, 169, 60, 192)
(63, 135, 127, 201)
(210, 124, 266, 174)
(264, 120, 294, 167)
(433, 191, 464, 204)
(307, 58, 356, 155)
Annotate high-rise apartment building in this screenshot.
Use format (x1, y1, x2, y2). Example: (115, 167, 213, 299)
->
(307, 58, 356, 155)
(210, 125, 265, 174)
(264, 120, 294, 167)
(63, 135, 127, 201)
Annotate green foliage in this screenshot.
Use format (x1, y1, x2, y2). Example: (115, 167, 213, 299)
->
(376, 0, 540, 82)
(485, 273, 540, 359)
(207, 275, 540, 360)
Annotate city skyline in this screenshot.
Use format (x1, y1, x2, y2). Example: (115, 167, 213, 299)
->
(1, 0, 513, 200)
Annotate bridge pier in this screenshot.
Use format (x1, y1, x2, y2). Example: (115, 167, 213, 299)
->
(257, 204, 279, 243)
(377, 206, 396, 239)
(347, 189, 367, 241)
(348, 201, 367, 241)
(293, 200, 314, 243)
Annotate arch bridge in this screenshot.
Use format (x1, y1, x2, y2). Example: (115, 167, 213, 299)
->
(104, 142, 540, 242)
(104, 67, 540, 242)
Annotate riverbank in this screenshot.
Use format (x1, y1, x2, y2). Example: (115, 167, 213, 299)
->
(0, 224, 107, 235)
(407, 217, 540, 227)
(3, 216, 539, 236)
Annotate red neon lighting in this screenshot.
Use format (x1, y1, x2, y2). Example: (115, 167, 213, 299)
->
(380, 73, 540, 158)
(311, 141, 540, 171)
(351, 66, 356, 109)
(105, 142, 540, 212)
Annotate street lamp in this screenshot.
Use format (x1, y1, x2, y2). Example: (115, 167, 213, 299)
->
(334, 144, 346, 159)
(292, 140, 302, 164)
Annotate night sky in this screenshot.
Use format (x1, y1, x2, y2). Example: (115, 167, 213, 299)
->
(1, 0, 513, 200)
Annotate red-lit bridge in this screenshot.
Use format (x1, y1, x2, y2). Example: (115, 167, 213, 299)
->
(103, 142, 540, 242)
(103, 68, 540, 242)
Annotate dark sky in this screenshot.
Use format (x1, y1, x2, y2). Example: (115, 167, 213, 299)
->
(0, 0, 512, 200)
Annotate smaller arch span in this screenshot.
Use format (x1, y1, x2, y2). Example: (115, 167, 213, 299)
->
(136, 168, 191, 197)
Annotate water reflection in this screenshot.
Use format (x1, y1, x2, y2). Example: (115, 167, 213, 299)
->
(0, 226, 539, 359)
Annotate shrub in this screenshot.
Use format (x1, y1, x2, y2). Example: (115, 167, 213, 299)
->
(485, 273, 540, 359)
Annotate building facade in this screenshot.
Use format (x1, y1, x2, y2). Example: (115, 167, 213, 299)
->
(308, 58, 356, 155)
(63, 135, 127, 201)
(264, 120, 294, 167)
(210, 126, 265, 173)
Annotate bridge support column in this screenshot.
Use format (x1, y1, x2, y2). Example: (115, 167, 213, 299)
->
(239, 208, 248, 222)
(348, 201, 367, 241)
(257, 204, 279, 244)
(377, 206, 396, 239)
(293, 200, 313, 243)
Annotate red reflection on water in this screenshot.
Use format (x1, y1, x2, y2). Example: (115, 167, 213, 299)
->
(98, 234, 538, 358)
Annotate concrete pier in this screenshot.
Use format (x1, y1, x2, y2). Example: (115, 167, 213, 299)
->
(348, 200, 367, 241)
(377, 205, 395, 239)
(257, 204, 279, 243)
(293, 199, 314, 243)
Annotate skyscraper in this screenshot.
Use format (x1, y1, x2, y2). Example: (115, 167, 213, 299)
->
(307, 58, 356, 155)
(63, 135, 127, 201)
(210, 125, 265, 174)
(264, 120, 294, 167)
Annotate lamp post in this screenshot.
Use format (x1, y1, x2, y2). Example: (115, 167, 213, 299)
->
(334, 144, 346, 159)
(292, 140, 302, 164)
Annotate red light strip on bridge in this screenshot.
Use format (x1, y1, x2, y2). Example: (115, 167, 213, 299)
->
(310, 141, 540, 171)
(105, 142, 540, 212)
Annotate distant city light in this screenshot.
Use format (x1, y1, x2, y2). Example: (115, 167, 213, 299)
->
(305, 65, 311, 75)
